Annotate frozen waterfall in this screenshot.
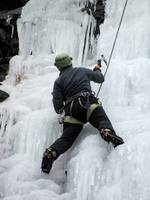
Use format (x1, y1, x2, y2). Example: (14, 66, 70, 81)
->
(17, 0, 97, 64)
(0, 0, 150, 200)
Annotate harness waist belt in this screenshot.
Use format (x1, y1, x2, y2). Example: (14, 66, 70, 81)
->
(65, 91, 92, 105)
(59, 91, 93, 113)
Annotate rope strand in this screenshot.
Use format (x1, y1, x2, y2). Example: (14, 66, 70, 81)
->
(96, 0, 129, 97)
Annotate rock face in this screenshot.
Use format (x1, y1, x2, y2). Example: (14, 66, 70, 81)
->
(0, 89, 9, 102)
(0, 0, 29, 84)
(0, 10, 20, 83)
(0, 0, 29, 11)
(81, 0, 106, 37)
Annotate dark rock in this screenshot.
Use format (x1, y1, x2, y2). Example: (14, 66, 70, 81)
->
(0, 90, 9, 102)
(0, 63, 9, 76)
(0, 8, 22, 81)
(81, 0, 106, 37)
(0, 0, 29, 11)
(0, 75, 5, 82)
(0, 8, 22, 19)
(0, 0, 29, 82)
(0, 58, 10, 64)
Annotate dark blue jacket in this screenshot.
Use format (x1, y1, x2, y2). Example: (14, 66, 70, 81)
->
(52, 66, 104, 113)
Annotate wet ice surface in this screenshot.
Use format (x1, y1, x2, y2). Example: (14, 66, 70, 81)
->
(1, 0, 150, 199)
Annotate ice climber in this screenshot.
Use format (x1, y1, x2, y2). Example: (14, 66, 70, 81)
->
(41, 53, 124, 173)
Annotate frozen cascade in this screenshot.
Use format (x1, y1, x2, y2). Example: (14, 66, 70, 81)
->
(18, 0, 96, 64)
(0, 0, 150, 200)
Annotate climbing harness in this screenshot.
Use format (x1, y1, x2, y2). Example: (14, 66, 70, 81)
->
(59, 91, 102, 125)
(64, 116, 84, 125)
(96, 0, 129, 98)
(59, 91, 94, 114)
(86, 103, 101, 121)
(63, 103, 101, 125)
(78, 92, 91, 109)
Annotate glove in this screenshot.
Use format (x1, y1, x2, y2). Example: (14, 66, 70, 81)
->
(97, 59, 101, 66)
(94, 59, 102, 70)
(41, 148, 57, 174)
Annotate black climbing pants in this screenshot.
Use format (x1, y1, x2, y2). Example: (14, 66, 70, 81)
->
(50, 101, 116, 156)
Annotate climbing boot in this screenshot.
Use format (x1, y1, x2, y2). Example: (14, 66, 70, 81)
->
(100, 129, 124, 147)
(41, 148, 57, 174)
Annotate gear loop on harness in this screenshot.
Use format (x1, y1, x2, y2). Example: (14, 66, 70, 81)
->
(78, 92, 91, 109)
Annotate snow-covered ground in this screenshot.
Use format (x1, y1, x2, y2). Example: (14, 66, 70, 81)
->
(0, 0, 150, 200)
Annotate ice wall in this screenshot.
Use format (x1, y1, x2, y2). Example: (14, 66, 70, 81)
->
(65, 0, 150, 199)
(0, 0, 150, 200)
(17, 0, 96, 64)
(98, 0, 150, 59)
(97, 0, 150, 111)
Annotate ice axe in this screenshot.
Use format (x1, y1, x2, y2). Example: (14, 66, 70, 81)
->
(100, 54, 108, 67)
(96, 54, 108, 98)
(96, 54, 108, 68)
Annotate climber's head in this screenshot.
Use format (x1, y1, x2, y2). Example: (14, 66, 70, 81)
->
(54, 53, 72, 71)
